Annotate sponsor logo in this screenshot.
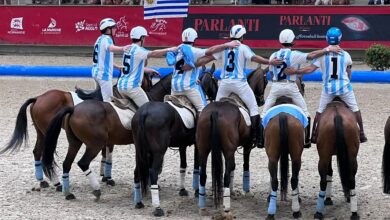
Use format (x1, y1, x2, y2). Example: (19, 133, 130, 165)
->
(115, 16, 129, 38)
(8, 17, 25, 35)
(42, 18, 61, 35)
(342, 16, 369, 32)
(150, 19, 168, 36)
(75, 20, 98, 32)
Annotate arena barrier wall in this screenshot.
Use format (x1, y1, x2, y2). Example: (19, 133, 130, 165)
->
(0, 65, 389, 83)
(0, 6, 389, 49)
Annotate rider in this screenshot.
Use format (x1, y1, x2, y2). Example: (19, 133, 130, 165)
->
(195, 24, 282, 148)
(117, 26, 177, 108)
(169, 28, 239, 114)
(260, 28, 341, 148)
(92, 18, 130, 102)
(284, 27, 367, 143)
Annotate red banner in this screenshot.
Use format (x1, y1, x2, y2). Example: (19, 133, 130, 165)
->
(0, 6, 389, 49)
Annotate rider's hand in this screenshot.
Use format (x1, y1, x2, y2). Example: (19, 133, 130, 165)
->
(225, 40, 240, 48)
(325, 45, 342, 54)
(122, 44, 132, 52)
(269, 58, 283, 66)
(181, 64, 193, 71)
(284, 67, 297, 75)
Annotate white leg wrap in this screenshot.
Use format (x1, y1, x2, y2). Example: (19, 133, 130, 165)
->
(326, 175, 332, 198)
(179, 167, 186, 189)
(223, 187, 231, 212)
(350, 189, 358, 212)
(151, 185, 160, 208)
(291, 188, 300, 212)
(229, 171, 234, 192)
(84, 169, 100, 191)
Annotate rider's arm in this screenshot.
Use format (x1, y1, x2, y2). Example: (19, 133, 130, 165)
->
(252, 55, 283, 66)
(195, 55, 216, 67)
(147, 47, 178, 58)
(296, 64, 318, 75)
(205, 41, 240, 56)
(307, 45, 341, 60)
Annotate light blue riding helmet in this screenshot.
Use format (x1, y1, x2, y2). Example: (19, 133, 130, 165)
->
(326, 27, 342, 45)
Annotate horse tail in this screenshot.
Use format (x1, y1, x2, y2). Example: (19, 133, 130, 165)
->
(135, 110, 150, 195)
(279, 113, 289, 195)
(382, 126, 390, 193)
(210, 111, 223, 208)
(42, 107, 74, 180)
(1, 98, 36, 154)
(334, 113, 351, 196)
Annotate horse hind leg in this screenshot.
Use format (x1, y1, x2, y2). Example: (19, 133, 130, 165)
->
(314, 158, 329, 219)
(149, 153, 166, 217)
(324, 160, 334, 206)
(349, 157, 359, 219)
(179, 146, 189, 196)
(62, 139, 83, 200)
(291, 159, 302, 218)
(32, 131, 49, 190)
(192, 145, 200, 197)
(222, 153, 236, 217)
(267, 160, 278, 219)
(102, 145, 115, 186)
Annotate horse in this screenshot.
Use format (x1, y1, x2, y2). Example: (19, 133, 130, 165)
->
(263, 96, 306, 219)
(382, 116, 390, 194)
(41, 73, 172, 201)
(313, 97, 360, 220)
(195, 67, 268, 217)
(131, 64, 218, 217)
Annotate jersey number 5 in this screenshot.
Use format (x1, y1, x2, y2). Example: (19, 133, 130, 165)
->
(225, 51, 235, 72)
(330, 57, 338, 79)
(92, 44, 98, 64)
(122, 54, 131, 75)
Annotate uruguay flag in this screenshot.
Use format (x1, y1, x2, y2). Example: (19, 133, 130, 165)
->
(144, 0, 189, 20)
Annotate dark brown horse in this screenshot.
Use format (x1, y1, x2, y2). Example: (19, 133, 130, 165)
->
(131, 65, 218, 217)
(41, 74, 172, 201)
(263, 96, 306, 219)
(313, 98, 360, 220)
(195, 67, 267, 217)
(382, 116, 390, 193)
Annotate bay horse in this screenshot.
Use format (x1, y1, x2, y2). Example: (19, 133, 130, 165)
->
(382, 116, 390, 193)
(41, 73, 172, 201)
(195, 67, 268, 217)
(131, 64, 219, 217)
(263, 96, 306, 219)
(313, 97, 360, 220)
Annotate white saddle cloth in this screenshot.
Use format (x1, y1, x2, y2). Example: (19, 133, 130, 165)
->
(239, 107, 251, 126)
(167, 101, 195, 129)
(108, 102, 135, 130)
(70, 91, 84, 106)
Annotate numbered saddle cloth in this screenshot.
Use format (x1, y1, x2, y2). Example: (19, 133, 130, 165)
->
(263, 104, 308, 128)
(220, 93, 251, 126)
(164, 95, 196, 129)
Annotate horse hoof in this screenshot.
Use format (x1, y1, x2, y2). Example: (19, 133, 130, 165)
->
(153, 207, 164, 217)
(293, 211, 302, 219)
(179, 188, 189, 196)
(40, 181, 49, 188)
(266, 214, 275, 220)
(135, 202, 144, 209)
(92, 190, 101, 201)
(223, 211, 235, 219)
(324, 197, 333, 206)
(298, 196, 302, 203)
(346, 197, 351, 203)
(194, 189, 199, 198)
(65, 194, 76, 200)
(199, 208, 209, 216)
(314, 212, 323, 219)
(351, 212, 360, 220)
(55, 185, 62, 192)
(102, 176, 107, 182)
(106, 179, 115, 186)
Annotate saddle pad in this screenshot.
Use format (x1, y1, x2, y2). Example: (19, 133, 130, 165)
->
(262, 104, 308, 128)
(239, 107, 251, 126)
(151, 77, 161, 86)
(109, 102, 135, 130)
(70, 91, 84, 106)
(167, 101, 195, 129)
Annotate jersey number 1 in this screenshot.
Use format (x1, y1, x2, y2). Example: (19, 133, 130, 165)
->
(330, 57, 338, 79)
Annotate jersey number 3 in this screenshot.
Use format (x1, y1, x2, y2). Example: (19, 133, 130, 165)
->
(225, 51, 235, 72)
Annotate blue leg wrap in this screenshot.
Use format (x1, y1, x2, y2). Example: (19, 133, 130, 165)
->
(316, 190, 326, 213)
(62, 173, 70, 195)
(198, 186, 206, 208)
(134, 182, 142, 203)
(268, 190, 277, 215)
(104, 161, 112, 178)
(243, 171, 250, 192)
(192, 169, 199, 190)
(34, 161, 43, 181)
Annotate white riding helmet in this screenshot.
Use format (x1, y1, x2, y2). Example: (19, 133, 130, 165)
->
(182, 28, 198, 43)
(99, 18, 116, 31)
(230, 24, 246, 39)
(279, 29, 295, 44)
(130, 26, 148, 40)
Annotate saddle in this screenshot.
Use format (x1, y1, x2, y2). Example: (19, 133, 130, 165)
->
(220, 93, 251, 126)
(75, 80, 103, 101)
(109, 96, 138, 130)
(111, 96, 138, 113)
(164, 95, 197, 129)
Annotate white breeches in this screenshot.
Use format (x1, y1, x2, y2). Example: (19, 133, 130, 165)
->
(96, 78, 113, 102)
(317, 90, 359, 113)
(119, 87, 149, 108)
(171, 86, 207, 113)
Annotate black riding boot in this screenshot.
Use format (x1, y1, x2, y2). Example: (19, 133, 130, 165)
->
(311, 112, 321, 144)
(304, 117, 311, 148)
(354, 110, 368, 143)
(258, 117, 264, 148)
(250, 115, 263, 148)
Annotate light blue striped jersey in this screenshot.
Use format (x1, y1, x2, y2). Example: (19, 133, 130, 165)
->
(269, 48, 308, 82)
(312, 50, 353, 95)
(118, 44, 150, 90)
(213, 43, 255, 81)
(172, 45, 206, 92)
(91, 35, 114, 81)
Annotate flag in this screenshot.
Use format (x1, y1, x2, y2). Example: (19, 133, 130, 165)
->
(144, 0, 189, 20)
